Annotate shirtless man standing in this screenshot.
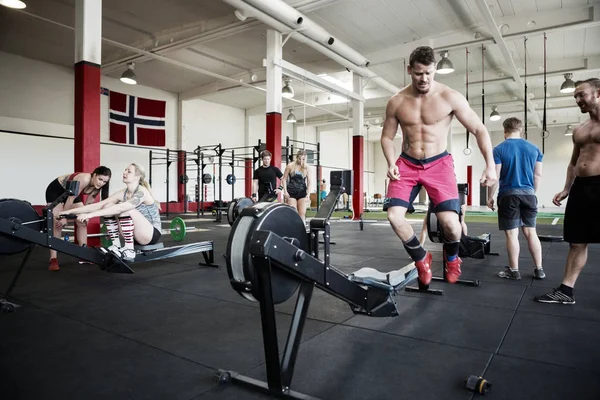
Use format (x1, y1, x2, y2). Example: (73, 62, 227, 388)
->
(535, 78, 600, 305)
(381, 46, 497, 286)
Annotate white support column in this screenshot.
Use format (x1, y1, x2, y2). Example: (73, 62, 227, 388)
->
(75, 0, 102, 66)
(265, 29, 283, 170)
(352, 74, 364, 137)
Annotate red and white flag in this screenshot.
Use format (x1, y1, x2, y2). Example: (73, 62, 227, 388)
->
(109, 91, 166, 147)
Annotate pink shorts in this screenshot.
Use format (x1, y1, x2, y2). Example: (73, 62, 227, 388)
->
(384, 151, 460, 214)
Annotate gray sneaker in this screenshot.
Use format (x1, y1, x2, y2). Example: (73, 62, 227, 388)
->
(533, 267, 546, 280)
(498, 266, 521, 280)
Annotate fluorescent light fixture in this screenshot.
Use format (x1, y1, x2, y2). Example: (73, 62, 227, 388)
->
(489, 106, 501, 121)
(282, 79, 294, 98)
(565, 125, 573, 136)
(120, 63, 137, 85)
(286, 109, 297, 123)
(436, 51, 454, 74)
(560, 73, 575, 94)
(0, 0, 26, 9)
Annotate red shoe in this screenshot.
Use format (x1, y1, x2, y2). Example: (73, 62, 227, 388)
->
(48, 258, 60, 272)
(414, 252, 432, 286)
(444, 254, 462, 283)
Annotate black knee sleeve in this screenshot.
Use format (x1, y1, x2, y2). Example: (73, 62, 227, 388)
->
(403, 235, 427, 262)
(443, 238, 460, 259)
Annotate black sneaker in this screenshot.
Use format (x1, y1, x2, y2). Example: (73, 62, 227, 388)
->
(533, 267, 546, 280)
(534, 288, 575, 305)
(498, 266, 521, 280)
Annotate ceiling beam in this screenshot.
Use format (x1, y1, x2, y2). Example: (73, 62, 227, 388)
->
(101, 0, 341, 74)
(368, 5, 599, 67)
(475, 1, 542, 128)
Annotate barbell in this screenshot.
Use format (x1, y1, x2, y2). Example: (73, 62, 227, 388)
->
(63, 216, 197, 245)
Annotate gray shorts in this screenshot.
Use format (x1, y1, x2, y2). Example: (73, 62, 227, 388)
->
(497, 194, 538, 230)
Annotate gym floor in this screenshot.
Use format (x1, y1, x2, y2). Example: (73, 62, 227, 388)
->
(1, 215, 599, 400)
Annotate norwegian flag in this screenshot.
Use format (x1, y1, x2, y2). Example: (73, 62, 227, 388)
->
(109, 91, 166, 147)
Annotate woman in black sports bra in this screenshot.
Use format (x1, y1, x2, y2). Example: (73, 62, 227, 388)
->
(282, 149, 312, 225)
(44, 166, 112, 271)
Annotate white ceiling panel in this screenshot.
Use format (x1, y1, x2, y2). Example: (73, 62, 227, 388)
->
(507, 0, 539, 15)
(535, 0, 562, 12)
(562, 29, 587, 59)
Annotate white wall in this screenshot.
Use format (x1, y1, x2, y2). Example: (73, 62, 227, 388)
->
(182, 98, 246, 201)
(451, 126, 574, 208)
(0, 51, 179, 205)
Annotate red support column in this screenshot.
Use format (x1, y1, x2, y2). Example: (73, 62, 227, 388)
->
(245, 158, 253, 197)
(266, 113, 282, 172)
(352, 135, 364, 220)
(467, 165, 472, 206)
(74, 0, 102, 245)
(177, 150, 186, 210)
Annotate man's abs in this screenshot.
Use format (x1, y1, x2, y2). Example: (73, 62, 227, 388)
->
(575, 143, 600, 177)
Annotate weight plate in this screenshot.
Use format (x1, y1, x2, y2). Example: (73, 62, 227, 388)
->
(226, 202, 308, 304)
(234, 198, 253, 221)
(170, 217, 187, 242)
(0, 199, 42, 255)
(100, 224, 112, 247)
(202, 173, 212, 184)
(226, 174, 236, 185)
(227, 199, 238, 226)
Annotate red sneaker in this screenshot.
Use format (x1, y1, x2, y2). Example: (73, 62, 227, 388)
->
(48, 258, 60, 272)
(444, 254, 462, 283)
(414, 252, 432, 286)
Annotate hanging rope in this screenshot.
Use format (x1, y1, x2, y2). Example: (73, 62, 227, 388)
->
(481, 45, 485, 125)
(524, 36, 528, 140)
(541, 32, 550, 152)
(403, 59, 407, 87)
(464, 48, 471, 154)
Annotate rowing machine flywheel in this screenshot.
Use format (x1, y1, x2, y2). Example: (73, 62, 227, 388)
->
(226, 202, 309, 304)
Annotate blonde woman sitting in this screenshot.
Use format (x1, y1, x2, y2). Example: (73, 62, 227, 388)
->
(282, 149, 312, 224)
(60, 163, 162, 261)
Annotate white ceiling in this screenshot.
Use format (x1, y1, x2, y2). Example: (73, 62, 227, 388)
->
(1, 0, 599, 136)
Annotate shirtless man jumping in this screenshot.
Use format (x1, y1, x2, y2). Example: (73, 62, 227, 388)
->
(535, 77, 600, 305)
(381, 46, 497, 286)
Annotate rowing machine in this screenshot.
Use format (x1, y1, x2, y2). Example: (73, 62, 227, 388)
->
(217, 170, 418, 399)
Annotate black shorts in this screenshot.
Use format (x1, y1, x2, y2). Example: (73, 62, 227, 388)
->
(135, 228, 162, 246)
(288, 190, 307, 200)
(564, 176, 600, 243)
(45, 179, 84, 205)
(497, 193, 537, 230)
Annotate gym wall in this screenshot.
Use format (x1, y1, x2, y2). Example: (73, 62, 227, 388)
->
(451, 126, 573, 208)
(0, 50, 256, 206)
(182, 98, 247, 201)
(0, 51, 179, 205)
(318, 128, 376, 202)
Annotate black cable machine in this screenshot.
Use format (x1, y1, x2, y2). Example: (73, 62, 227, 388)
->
(193, 144, 225, 220)
(217, 170, 419, 399)
(284, 136, 321, 210)
(0, 183, 218, 312)
(149, 148, 201, 218)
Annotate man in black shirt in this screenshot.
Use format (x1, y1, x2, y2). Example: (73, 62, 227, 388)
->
(253, 150, 283, 201)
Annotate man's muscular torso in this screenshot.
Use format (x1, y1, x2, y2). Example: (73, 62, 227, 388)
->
(391, 84, 455, 160)
(574, 119, 600, 177)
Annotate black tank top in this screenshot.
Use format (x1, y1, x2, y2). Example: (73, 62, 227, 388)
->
(287, 170, 306, 192)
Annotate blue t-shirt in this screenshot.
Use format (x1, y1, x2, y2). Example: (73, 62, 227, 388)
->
(493, 138, 543, 196)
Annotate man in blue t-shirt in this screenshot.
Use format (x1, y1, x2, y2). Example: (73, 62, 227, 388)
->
(487, 117, 545, 281)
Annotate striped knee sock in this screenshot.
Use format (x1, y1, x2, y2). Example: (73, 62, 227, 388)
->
(104, 217, 122, 248)
(118, 216, 135, 250)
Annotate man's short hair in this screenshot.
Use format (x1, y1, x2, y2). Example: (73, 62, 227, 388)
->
(503, 117, 522, 133)
(575, 77, 600, 90)
(260, 150, 272, 158)
(409, 46, 436, 67)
